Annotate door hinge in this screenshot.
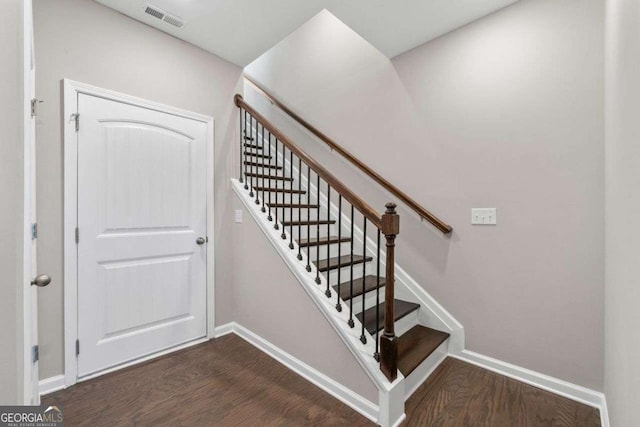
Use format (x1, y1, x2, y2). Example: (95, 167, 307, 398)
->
(31, 98, 43, 118)
(75, 227, 79, 244)
(32, 345, 39, 363)
(72, 113, 80, 132)
(75, 339, 80, 356)
(31, 223, 37, 240)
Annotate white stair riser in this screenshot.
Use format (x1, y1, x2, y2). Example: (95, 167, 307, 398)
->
(358, 310, 420, 344)
(254, 191, 308, 205)
(303, 241, 357, 262)
(404, 340, 448, 400)
(276, 208, 329, 223)
(277, 223, 336, 240)
(323, 262, 371, 284)
(347, 286, 387, 315)
(394, 311, 420, 338)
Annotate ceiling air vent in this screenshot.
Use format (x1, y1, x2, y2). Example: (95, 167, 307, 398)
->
(162, 14, 185, 28)
(144, 5, 165, 20)
(144, 4, 186, 29)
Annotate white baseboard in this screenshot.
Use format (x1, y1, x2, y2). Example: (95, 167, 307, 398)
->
(600, 395, 610, 427)
(39, 375, 66, 396)
(213, 322, 380, 424)
(451, 350, 608, 426)
(212, 322, 235, 338)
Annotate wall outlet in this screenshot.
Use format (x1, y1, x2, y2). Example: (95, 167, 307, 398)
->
(234, 209, 243, 223)
(471, 208, 497, 225)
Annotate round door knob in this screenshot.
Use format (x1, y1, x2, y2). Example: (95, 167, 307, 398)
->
(31, 274, 52, 287)
(196, 237, 206, 245)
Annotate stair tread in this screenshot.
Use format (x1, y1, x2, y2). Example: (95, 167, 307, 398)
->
(298, 235, 352, 248)
(282, 219, 336, 226)
(314, 254, 372, 272)
(397, 325, 450, 376)
(255, 187, 306, 194)
(267, 203, 319, 209)
(333, 275, 386, 301)
(245, 173, 292, 181)
(356, 299, 420, 335)
(244, 161, 282, 170)
(244, 143, 263, 150)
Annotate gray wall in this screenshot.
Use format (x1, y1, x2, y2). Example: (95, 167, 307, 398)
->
(604, 0, 640, 424)
(34, 0, 242, 379)
(0, 0, 24, 405)
(245, 0, 605, 390)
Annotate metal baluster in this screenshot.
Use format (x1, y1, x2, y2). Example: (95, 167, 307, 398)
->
(360, 218, 368, 344)
(267, 131, 273, 221)
(239, 108, 244, 184)
(306, 166, 312, 272)
(315, 174, 321, 284)
(260, 124, 266, 211)
(255, 120, 261, 205)
(348, 205, 355, 328)
(336, 195, 342, 312)
(375, 229, 381, 361)
(297, 157, 303, 260)
(274, 138, 279, 231)
(243, 110, 248, 190)
(325, 185, 332, 297)
(249, 115, 255, 198)
(289, 150, 294, 248)
(281, 145, 287, 240)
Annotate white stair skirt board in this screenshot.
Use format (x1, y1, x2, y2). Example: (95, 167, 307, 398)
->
(214, 322, 379, 424)
(232, 179, 405, 427)
(39, 375, 66, 397)
(244, 122, 464, 349)
(450, 350, 609, 427)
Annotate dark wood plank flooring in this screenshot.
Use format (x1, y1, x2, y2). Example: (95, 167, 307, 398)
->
(44, 336, 600, 426)
(44, 334, 373, 427)
(403, 358, 600, 427)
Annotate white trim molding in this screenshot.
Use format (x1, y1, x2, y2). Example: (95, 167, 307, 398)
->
(63, 79, 215, 387)
(213, 322, 379, 424)
(451, 350, 608, 426)
(600, 395, 610, 427)
(39, 375, 65, 397)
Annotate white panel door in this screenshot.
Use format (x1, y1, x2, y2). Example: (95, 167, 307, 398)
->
(77, 94, 208, 377)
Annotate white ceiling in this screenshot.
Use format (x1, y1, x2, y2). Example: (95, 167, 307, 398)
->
(95, 0, 519, 67)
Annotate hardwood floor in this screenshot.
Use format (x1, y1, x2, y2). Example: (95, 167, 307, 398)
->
(403, 358, 601, 427)
(44, 336, 600, 426)
(44, 334, 373, 427)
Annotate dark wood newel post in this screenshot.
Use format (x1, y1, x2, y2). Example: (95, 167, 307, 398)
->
(380, 203, 399, 381)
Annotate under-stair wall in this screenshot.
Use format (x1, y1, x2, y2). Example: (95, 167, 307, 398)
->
(229, 190, 380, 417)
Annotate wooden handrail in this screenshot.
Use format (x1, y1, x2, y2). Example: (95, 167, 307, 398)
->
(243, 76, 453, 234)
(235, 94, 383, 230)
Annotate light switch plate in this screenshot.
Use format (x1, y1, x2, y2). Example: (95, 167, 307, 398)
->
(471, 208, 497, 225)
(235, 209, 243, 223)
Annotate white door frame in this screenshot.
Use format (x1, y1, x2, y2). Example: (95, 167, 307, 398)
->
(63, 79, 215, 387)
(22, 0, 37, 405)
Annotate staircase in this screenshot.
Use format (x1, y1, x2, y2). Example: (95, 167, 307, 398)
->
(233, 90, 463, 426)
